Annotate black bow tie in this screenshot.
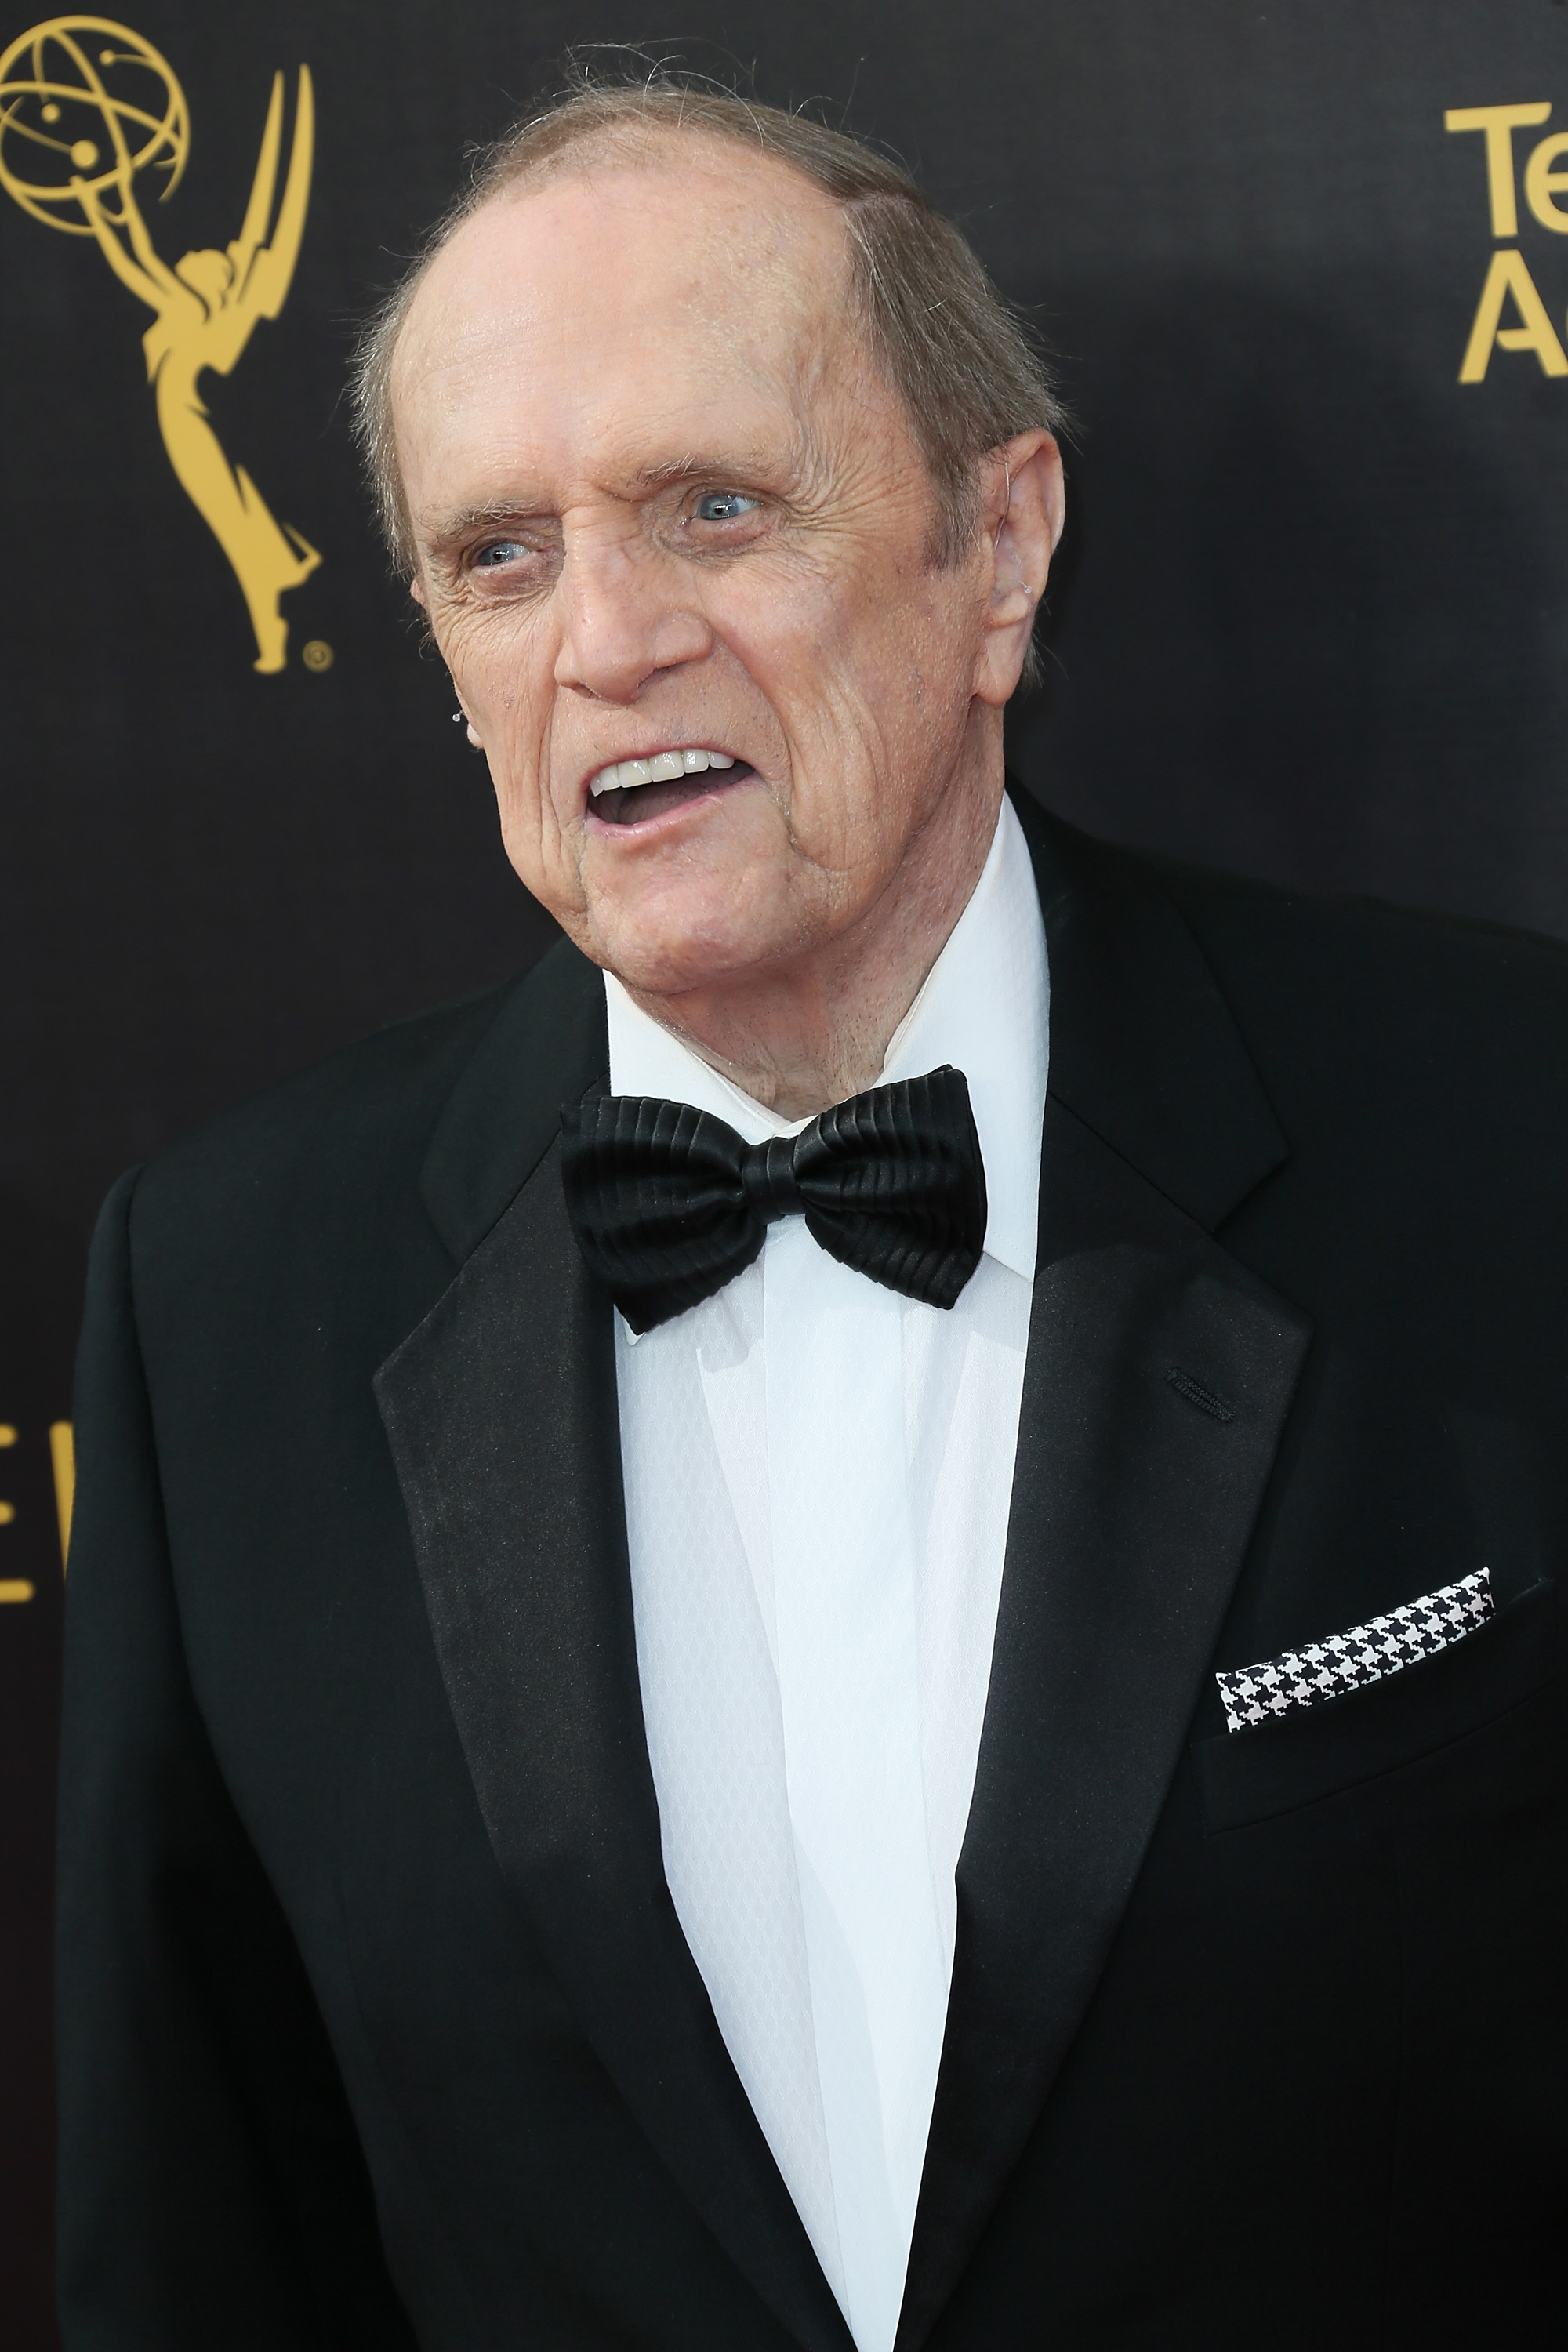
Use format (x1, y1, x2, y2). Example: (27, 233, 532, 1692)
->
(559, 1065, 988, 1334)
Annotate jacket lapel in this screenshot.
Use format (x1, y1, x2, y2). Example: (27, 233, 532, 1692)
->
(897, 798, 1312, 2350)
(376, 939, 853, 2352)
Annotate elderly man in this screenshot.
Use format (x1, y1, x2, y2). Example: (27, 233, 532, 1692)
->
(57, 78, 1564, 2352)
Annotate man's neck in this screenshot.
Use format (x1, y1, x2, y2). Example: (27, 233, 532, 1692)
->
(621, 763, 1006, 1120)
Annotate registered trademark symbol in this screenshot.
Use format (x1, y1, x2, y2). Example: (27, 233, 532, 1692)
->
(302, 638, 334, 672)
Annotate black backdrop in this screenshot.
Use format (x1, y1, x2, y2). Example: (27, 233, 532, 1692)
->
(5, 3, 1567, 2339)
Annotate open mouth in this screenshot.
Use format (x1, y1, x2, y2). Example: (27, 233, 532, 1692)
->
(586, 747, 755, 828)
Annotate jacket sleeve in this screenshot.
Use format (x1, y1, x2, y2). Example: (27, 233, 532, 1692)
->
(56, 1169, 417, 2351)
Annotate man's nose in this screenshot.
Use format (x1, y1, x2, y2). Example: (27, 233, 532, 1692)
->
(554, 528, 712, 702)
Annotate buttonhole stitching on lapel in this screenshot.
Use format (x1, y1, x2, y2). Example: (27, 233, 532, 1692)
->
(1166, 1367, 1235, 1423)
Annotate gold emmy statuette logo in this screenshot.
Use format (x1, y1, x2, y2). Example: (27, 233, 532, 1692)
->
(0, 19, 320, 671)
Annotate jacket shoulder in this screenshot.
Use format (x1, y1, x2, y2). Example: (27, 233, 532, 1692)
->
(1101, 836, 1568, 1254)
(1138, 843, 1568, 1093)
(122, 944, 593, 1313)
(1022, 797, 1568, 1236)
(1143, 839, 1568, 992)
(118, 927, 609, 1331)
(132, 978, 515, 1222)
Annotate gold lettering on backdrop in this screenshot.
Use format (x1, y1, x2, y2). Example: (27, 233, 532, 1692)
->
(0, 1422, 34, 1602)
(1458, 248, 1568, 380)
(0, 20, 320, 672)
(1444, 103, 1552, 238)
(1524, 132, 1568, 231)
(0, 1421, 73, 1595)
(1444, 102, 1568, 383)
(50, 1419, 74, 1568)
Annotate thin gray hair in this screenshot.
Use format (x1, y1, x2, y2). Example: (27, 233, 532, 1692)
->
(350, 70, 1066, 682)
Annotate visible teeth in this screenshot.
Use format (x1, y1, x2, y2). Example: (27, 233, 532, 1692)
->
(588, 747, 739, 797)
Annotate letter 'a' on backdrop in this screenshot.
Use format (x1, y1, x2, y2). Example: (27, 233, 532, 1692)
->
(4, 5, 1568, 2344)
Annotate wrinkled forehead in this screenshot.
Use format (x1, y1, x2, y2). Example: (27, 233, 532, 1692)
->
(391, 137, 861, 463)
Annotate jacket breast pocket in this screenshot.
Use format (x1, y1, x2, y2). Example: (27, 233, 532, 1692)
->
(1198, 1579, 1559, 1831)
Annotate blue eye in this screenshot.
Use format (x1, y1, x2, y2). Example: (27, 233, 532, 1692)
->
(473, 540, 526, 568)
(693, 492, 758, 523)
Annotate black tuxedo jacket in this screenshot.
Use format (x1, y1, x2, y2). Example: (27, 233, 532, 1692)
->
(57, 789, 1566, 2350)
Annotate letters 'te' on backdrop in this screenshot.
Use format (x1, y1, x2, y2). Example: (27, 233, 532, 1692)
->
(3, 5, 1567, 2343)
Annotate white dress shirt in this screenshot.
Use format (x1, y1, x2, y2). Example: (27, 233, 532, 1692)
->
(608, 795, 1049, 2352)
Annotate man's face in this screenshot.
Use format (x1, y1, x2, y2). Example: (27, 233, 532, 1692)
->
(394, 140, 1021, 1001)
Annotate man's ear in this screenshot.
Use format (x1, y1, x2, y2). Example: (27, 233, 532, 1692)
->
(974, 430, 1065, 707)
(408, 569, 482, 744)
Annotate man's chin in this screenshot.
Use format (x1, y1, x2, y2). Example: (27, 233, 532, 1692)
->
(583, 905, 795, 1007)
(572, 837, 797, 997)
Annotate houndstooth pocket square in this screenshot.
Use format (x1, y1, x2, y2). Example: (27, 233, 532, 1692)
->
(1216, 1569, 1494, 1733)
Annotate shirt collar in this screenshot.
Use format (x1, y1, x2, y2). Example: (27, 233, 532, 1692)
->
(604, 793, 1050, 1283)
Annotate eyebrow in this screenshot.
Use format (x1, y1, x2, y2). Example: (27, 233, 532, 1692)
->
(626, 449, 783, 493)
(421, 499, 553, 550)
